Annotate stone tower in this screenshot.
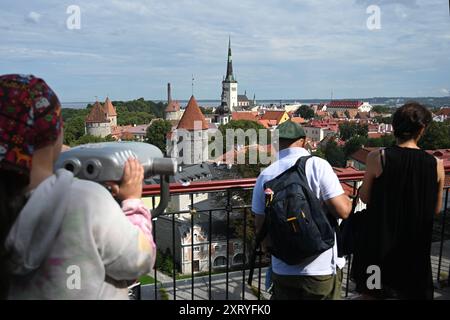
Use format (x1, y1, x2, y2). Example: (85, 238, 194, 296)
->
(170, 96, 208, 165)
(165, 83, 182, 121)
(85, 100, 112, 137)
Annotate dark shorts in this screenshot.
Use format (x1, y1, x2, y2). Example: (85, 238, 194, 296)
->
(271, 268, 343, 300)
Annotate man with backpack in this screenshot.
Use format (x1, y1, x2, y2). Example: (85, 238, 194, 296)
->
(251, 120, 352, 300)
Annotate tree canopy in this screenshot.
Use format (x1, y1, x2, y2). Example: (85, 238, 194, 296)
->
(339, 123, 368, 141)
(145, 119, 172, 154)
(296, 105, 315, 119)
(419, 121, 450, 150)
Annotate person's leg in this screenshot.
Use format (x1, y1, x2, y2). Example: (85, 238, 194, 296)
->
(329, 268, 343, 300)
(271, 273, 304, 300)
(271, 271, 342, 300)
(297, 274, 336, 300)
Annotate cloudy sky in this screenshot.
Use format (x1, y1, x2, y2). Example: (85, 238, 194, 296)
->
(1, 0, 449, 102)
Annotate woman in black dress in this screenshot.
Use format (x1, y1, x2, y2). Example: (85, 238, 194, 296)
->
(352, 102, 445, 299)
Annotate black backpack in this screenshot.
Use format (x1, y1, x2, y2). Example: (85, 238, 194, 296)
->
(248, 156, 336, 285)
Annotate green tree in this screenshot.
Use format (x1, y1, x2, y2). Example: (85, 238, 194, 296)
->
(323, 140, 346, 168)
(372, 105, 391, 114)
(296, 105, 315, 119)
(344, 136, 368, 158)
(365, 135, 396, 148)
(71, 134, 115, 146)
(219, 120, 270, 153)
(419, 121, 450, 150)
(339, 123, 368, 141)
(63, 115, 86, 145)
(146, 119, 172, 154)
(118, 111, 154, 126)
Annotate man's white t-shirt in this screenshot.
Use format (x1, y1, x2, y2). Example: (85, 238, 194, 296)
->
(252, 147, 346, 276)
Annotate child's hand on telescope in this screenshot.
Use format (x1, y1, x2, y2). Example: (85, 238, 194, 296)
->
(106, 158, 144, 201)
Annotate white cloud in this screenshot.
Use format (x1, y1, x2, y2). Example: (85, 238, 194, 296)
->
(440, 88, 449, 95)
(26, 11, 41, 24)
(2, 0, 450, 99)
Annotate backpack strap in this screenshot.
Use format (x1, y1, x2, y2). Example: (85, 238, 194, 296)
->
(295, 155, 314, 177)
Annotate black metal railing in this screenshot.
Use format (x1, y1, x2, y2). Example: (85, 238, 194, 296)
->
(141, 175, 450, 300)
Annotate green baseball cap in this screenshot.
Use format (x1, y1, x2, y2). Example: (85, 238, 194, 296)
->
(277, 120, 306, 140)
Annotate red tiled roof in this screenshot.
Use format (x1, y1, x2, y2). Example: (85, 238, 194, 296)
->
(231, 111, 259, 122)
(166, 100, 180, 112)
(177, 96, 208, 131)
(291, 117, 306, 124)
(350, 147, 380, 164)
(327, 100, 363, 109)
(104, 97, 117, 116)
(436, 108, 450, 117)
(261, 111, 286, 123)
(85, 101, 109, 123)
(258, 120, 271, 129)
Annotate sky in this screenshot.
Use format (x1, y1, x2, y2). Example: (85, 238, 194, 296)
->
(1, 0, 450, 102)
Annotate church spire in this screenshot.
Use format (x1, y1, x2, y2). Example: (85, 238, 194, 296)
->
(226, 36, 235, 82)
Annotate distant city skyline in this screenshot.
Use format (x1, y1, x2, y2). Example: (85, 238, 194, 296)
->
(1, 0, 450, 101)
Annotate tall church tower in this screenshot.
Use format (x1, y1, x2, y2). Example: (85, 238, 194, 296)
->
(222, 37, 238, 112)
(215, 38, 238, 125)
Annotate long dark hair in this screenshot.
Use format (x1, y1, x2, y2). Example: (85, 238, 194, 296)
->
(0, 170, 28, 299)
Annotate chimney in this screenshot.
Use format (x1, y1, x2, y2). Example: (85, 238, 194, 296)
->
(167, 83, 172, 103)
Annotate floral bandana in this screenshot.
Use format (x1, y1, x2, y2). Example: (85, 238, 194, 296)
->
(0, 74, 62, 177)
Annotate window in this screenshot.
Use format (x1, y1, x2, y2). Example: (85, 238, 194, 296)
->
(233, 254, 244, 265)
(193, 260, 200, 272)
(213, 256, 227, 267)
(194, 246, 201, 252)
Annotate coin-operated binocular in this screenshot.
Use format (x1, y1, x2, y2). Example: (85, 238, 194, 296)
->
(55, 142, 177, 217)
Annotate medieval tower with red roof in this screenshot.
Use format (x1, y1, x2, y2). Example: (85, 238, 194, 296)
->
(85, 97, 117, 137)
(168, 95, 209, 165)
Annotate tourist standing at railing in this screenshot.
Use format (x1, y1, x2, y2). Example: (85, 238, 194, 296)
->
(0, 74, 156, 299)
(252, 120, 352, 300)
(353, 102, 445, 300)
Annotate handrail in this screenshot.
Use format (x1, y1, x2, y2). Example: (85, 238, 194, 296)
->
(142, 164, 450, 196)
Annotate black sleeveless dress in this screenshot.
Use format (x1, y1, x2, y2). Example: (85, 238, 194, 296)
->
(352, 146, 438, 299)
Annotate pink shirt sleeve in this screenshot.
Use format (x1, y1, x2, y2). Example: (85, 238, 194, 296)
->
(121, 199, 157, 269)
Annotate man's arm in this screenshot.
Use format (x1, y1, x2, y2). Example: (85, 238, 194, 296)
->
(254, 213, 269, 252)
(325, 194, 352, 220)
